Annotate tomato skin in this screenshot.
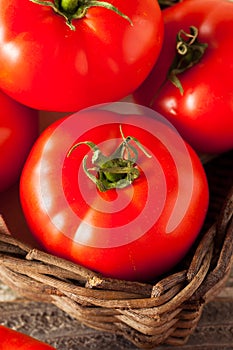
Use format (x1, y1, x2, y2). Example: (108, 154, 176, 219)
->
(134, 0, 233, 154)
(0, 325, 56, 350)
(0, 90, 38, 192)
(0, 0, 163, 112)
(20, 103, 209, 282)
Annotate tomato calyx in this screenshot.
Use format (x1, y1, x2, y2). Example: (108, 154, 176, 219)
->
(30, 0, 133, 30)
(168, 26, 208, 95)
(150, 26, 208, 105)
(67, 125, 151, 192)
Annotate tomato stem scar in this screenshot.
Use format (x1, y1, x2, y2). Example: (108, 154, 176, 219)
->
(67, 125, 151, 192)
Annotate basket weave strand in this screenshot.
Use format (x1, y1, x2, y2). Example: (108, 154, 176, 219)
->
(0, 150, 233, 349)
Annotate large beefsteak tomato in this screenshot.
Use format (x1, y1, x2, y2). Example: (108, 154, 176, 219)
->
(0, 90, 38, 192)
(0, 0, 163, 112)
(20, 102, 209, 282)
(134, 0, 233, 154)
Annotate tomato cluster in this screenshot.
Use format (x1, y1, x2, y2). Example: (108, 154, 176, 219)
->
(4, 2, 233, 347)
(0, 0, 232, 288)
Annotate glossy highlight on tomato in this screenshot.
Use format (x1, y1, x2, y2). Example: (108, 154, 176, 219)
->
(0, 0, 163, 112)
(20, 102, 209, 282)
(134, 0, 233, 154)
(0, 90, 38, 192)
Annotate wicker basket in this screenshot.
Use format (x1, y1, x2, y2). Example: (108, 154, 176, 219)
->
(0, 150, 232, 349)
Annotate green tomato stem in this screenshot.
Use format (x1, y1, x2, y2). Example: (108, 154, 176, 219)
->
(60, 0, 78, 13)
(67, 125, 151, 192)
(150, 26, 208, 107)
(168, 26, 208, 94)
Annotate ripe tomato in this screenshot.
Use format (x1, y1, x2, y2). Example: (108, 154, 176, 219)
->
(20, 102, 209, 282)
(0, 90, 38, 192)
(0, 325, 56, 349)
(0, 0, 163, 112)
(134, 0, 233, 154)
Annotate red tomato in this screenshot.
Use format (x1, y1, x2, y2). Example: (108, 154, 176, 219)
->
(0, 325, 56, 350)
(0, 91, 38, 192)
(134, 0, 233, 154)
(0, 0, 163, 112)
(20, 102, 209, 282)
